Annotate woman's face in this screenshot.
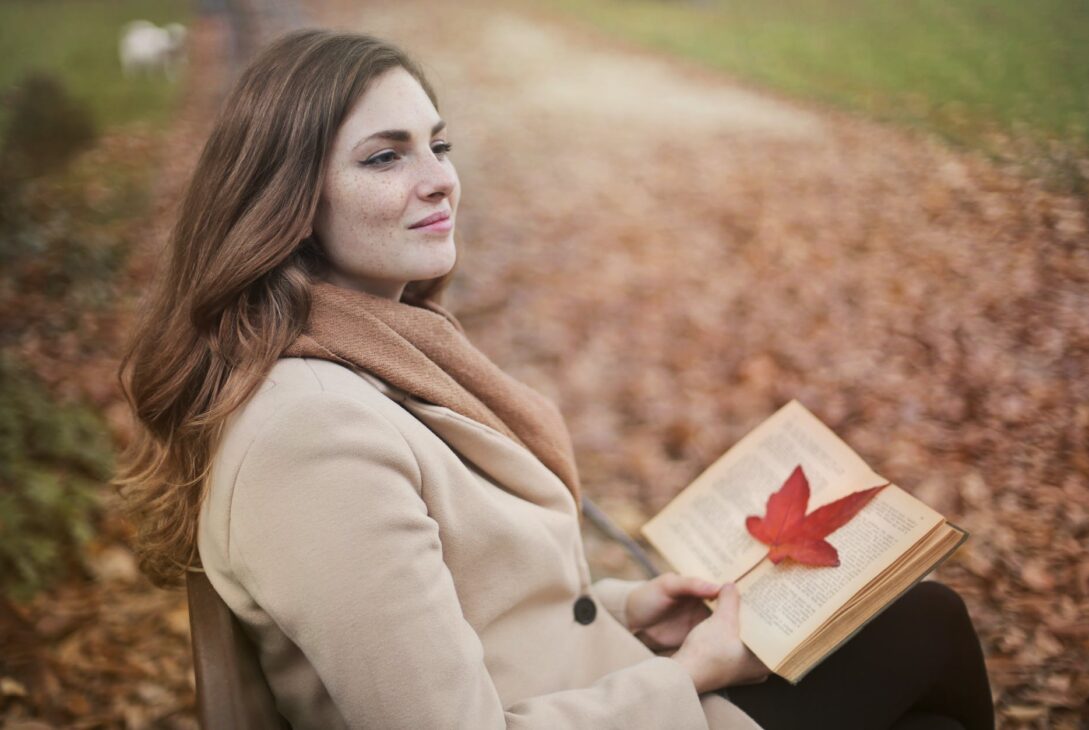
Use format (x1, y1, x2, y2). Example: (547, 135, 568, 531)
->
(312, 66, 459, 300)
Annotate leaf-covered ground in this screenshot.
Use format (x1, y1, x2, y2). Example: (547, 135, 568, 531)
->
(4, 0, 1086, 727)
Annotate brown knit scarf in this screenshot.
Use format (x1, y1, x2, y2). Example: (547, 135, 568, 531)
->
(282, 281, 581, 504)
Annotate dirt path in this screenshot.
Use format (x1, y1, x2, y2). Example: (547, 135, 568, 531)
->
(323, 2, 1088, 726)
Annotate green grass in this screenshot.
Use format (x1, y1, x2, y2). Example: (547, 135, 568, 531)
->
(537, 0, 1089, 186)
(0, 0, 191, 132)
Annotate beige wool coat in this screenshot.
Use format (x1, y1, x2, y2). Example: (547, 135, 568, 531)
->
(197, 356, 763, 729)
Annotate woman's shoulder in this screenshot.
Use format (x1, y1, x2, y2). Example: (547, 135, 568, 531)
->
(197, 359, 427, 615)
(199, 358, 421, 563)
(213, 358, 410, 480)
(262, 356, 388, 403)
(241, 357, 395, 422)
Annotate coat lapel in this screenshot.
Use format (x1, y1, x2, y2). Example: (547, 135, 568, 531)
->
(357, 371, 578, 517)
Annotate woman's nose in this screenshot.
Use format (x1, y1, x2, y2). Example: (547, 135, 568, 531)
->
(416, 152, 457, 200)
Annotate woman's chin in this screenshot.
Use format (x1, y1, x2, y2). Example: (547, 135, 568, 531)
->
(418, 242, 457, 278)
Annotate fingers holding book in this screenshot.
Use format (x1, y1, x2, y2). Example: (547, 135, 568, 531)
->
(671, 583, 771, 693)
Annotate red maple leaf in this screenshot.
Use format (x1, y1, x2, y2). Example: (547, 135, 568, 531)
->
(745, 465, 888, 567)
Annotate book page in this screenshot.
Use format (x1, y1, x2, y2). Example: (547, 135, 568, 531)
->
(776, 524, 967, 683)
(642, 400, 887, 583)
(736, 485, 942, 670)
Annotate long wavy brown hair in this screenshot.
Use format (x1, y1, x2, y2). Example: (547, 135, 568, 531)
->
(115, 29, 452, 587)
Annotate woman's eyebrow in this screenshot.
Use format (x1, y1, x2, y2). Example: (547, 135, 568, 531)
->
(354, 119, 446, 149)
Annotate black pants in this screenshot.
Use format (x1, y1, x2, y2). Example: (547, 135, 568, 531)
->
(722, 581, 994, 730)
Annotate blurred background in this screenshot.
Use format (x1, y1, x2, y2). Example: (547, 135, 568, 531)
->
(0, 0, 1086, 727)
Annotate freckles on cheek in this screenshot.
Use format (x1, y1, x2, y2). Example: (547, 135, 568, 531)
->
(330, 178, 369, 227)
(336, 180, 403, 254)
(324, 168, 407, 253)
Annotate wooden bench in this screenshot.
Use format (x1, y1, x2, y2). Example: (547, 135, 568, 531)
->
(186, 569, 290, 729)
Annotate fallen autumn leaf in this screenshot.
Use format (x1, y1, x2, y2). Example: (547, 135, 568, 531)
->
(746, 465, 888, 566)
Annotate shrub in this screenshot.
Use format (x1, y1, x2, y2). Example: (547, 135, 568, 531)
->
(0, 355, 112, 600)
(0, 71, 118, 600)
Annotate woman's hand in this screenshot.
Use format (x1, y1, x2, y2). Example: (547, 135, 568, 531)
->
(625, 572, 722, 651)
(671, 583, 770, 693)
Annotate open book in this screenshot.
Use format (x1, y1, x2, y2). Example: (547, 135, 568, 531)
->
(640, 400, 967, 684)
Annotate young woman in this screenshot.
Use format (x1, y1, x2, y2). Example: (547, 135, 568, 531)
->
(117, 29, 994, 730)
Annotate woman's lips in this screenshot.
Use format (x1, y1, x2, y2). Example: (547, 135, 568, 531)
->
(409, 211, 450, 228)
(411, 216, 453, 233)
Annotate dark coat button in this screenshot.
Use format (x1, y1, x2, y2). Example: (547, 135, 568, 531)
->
(573, 595, 596, 625)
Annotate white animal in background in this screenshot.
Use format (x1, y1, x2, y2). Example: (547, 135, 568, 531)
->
(119, 20, 188, 80)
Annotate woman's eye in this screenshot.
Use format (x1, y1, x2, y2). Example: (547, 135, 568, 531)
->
(362, 150, 399, 166)
(361, 142, 452, 168)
